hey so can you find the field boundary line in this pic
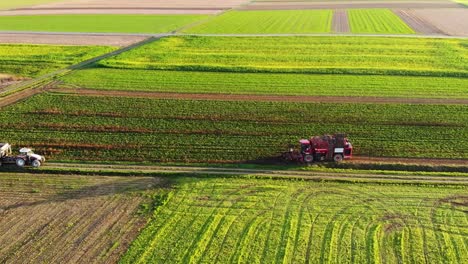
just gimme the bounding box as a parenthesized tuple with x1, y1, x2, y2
(0, 35, 166, 108)
(50, 88, 468, 105)
(40, 163, 468, 185)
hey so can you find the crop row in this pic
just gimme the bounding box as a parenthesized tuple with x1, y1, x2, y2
(98, 36, 468, 78)
(62, 68, 468, 99)
(0, 93, 466, 162)
(121, 177, 468, 263)
(0, 44, 115, 77)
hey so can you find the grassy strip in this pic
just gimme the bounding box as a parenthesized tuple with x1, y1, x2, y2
(0, 15, 209, 33)
(0, 93, 466, 162)
(0, 44, 115, 77)
(184, 10, 332, 33)
(0, 0, 59, 10)
(97, 36, 468, 78)
(120, 176, 467, 263)
(61, 68, 468, 99)
(348, 9, 415, 34)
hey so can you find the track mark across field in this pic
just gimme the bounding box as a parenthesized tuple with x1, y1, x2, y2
(53, 88, 468, 105)
(332, 9, 349, 33)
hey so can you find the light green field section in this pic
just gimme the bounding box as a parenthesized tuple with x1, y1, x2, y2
(62, 69, 468, 99)
(0, 0, 59, 10)
(97, 36, 468, 77)
(0, 15, 209, 33)
(122, 177, 468, 263)
(349, 9, 415, 34)
(0, 44, 115, 77)
(184, 10, 333, 33)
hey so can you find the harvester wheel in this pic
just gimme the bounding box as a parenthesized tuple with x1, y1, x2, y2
(333, 154, 344, 162)
(304, 154, 314, 163)
(16, 159, 25, 167)
(32, 160, 41, 168)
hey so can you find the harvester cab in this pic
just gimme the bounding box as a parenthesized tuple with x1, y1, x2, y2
(283, 134, 353, 163)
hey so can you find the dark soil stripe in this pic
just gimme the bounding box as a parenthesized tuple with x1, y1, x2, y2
(332, 9, 349, 33)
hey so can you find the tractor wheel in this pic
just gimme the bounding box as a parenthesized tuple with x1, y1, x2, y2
(16, 159, 26, 167)
(333, 154, 344, 162)
(31, 160, 41, 168)
(304, 154, 314, 163)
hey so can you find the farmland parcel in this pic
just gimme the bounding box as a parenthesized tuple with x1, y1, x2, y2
(348, 9, 415, 34)
(0, 93, 466, 162)
(122, 176, 468, 263)
(183, 10, 333, 34)
(62, 36, 468, 98)
(0, 15, 209, 33)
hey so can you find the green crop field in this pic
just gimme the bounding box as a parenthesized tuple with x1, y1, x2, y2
(62, 68, 468, 99)
(0, 93, 466, 162)
(0, 15, 209, 33)
(0, 0, 59, 10)
(0, 44, 114, 77)
(122, 176, 468, 263)
(348, 9, 415, 34)
(183, 10, 332, 34)
(96, 36, 467, 78)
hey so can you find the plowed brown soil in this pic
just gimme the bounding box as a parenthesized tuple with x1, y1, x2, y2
(411, 8, 468, 36)
(0, 9, 223, 15)
(55, 88, 468, 105)
(27, 0, 250, 9)
(0, 33, 148, 46)
(0, 173, 165, 263)
(393, 9, 445, 35)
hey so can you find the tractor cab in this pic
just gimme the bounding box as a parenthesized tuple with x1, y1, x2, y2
(299, 139, 311, 154)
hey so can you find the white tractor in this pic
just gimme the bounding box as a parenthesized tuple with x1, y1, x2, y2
(0, 143, 45, 168)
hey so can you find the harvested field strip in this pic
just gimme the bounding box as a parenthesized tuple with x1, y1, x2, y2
(121, 176, 468, 263)
(0, 93, 467, 162)
(97, 36, 468, 78)
(0, 14, 210, 33)
(60, 69, 468, 99)
(410, 9, 468, 37)
(348, 9, 415, 34)
(183, 10, 333, 34)
(0, 173, 166, 263)
(0, 44, 115, 77)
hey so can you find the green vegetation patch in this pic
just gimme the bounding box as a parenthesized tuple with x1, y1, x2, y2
(97, 36, 468, 78)
(62, 68, 468, 99)
(0, 44, 115, 77)
(0, 15, 209, 33)
(0, 0, 59, 10)
(184, 10, 332, 34)
(1, 93, 466, 162)
(122, 176, 468, 263)
(348, 9, 415, 34)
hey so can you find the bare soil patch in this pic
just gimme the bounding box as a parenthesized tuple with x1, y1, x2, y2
(54, 88, 468, 105)
(0, 173, 164, 263)
(0, 33, 148, 46)
(411, 8, 468, 36)
(393, 9, 445, 35)
(0, 74, 27, 92)
(241, 1, 461, 10)
(332, 9, 349, 33)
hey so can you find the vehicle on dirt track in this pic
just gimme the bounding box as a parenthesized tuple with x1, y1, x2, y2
(283, 134, 353, 163)
(0, 143, 45, 168)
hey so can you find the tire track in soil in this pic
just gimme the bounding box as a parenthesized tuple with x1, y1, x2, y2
(393, 9, 446, 35)
(332, 9, 349, 33)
